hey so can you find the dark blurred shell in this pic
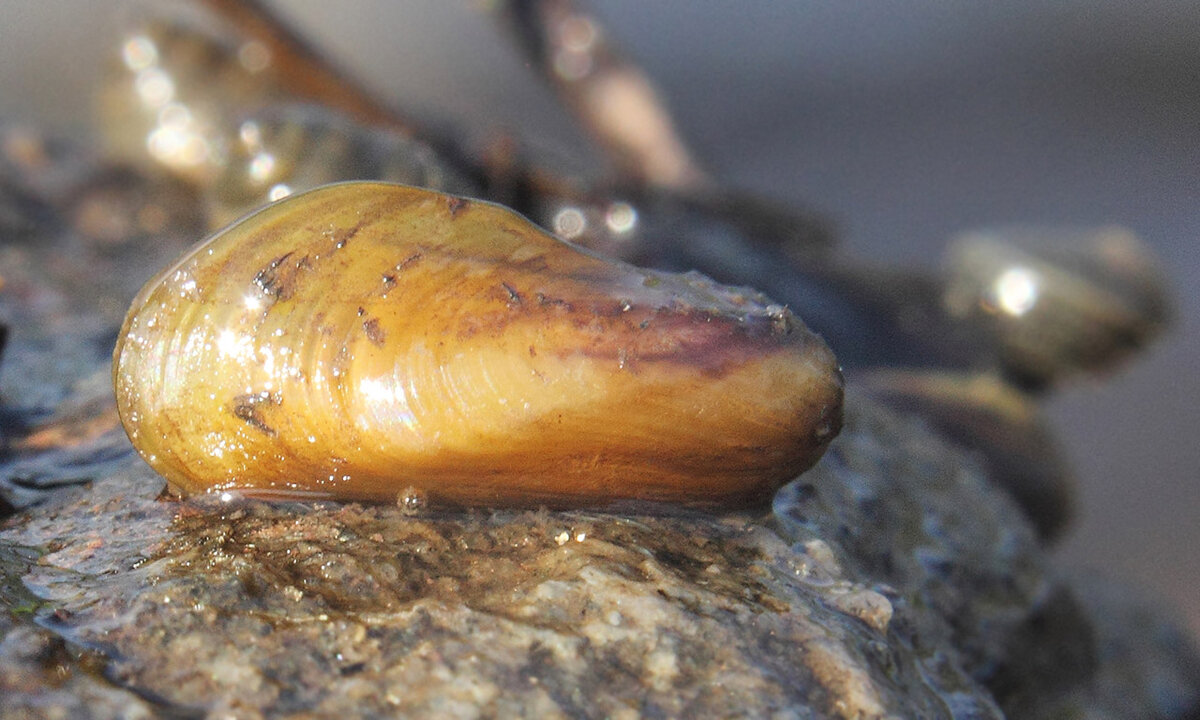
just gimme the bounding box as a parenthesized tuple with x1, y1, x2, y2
(942, 226, 1171, 388)
(207, 104, 479, 226)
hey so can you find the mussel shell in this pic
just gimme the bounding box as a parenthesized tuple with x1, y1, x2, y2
(942, 226, 1171, 388)
(208, 104, 479, 227)
(113, 182, 843, 510)
(97, 10, 281, 185)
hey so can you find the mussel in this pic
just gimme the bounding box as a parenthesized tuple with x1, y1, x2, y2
(98, 11, 281, 186)
(208, 103, 477, 227)
(942, 226, 1171, 389)
(113, 182, 843, 510)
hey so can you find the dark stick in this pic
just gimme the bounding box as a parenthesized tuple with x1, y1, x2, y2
(194, 1, 833, 267)
(496, 0, 710, 192)
(197, 0, 414, 133)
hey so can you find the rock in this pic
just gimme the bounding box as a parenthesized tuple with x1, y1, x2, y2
(772, 397, 1047, 682)
(6, 397, 1193, 718)
(3, 432, 1010, 719)
(0, 618, 157, 720)
(2, 132, 1198, 718)
(992, 570, 1200, 718)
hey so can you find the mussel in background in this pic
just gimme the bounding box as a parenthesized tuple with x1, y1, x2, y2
(943, 226, 1172, 391)
(97, 7, 283, 185)
(207, 103, 479, 226)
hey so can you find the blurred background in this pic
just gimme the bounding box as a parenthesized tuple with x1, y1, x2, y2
(1, 2, 1196, 635)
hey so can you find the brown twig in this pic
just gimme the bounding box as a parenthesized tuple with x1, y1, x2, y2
(193, 0, 832, 260)
(196, 0, 413, 133)
(496, 0, 711, 192)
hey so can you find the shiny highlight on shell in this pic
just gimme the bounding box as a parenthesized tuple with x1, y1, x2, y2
(113, 182, 843, 510)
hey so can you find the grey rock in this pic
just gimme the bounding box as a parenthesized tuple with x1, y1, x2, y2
(0, 618, 157, 720)
(993, 569, 1200, 719)
(1, 131, 1197, 719)
(2, 425, 1008, 719)
(772, 397, 1047, 681)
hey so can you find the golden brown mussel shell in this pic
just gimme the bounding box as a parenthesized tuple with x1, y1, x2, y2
(113, 182, 843, 510)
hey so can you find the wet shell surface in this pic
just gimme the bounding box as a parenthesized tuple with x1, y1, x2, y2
(113, 182, 843, 510)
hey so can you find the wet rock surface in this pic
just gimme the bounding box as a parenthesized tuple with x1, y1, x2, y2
(2, 133, 1199, 718)
(2, 399, 1198, 718)
(1, 430, 1005, 719)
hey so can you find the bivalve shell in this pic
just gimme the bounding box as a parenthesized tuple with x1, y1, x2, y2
(113, 182, 843, 510)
